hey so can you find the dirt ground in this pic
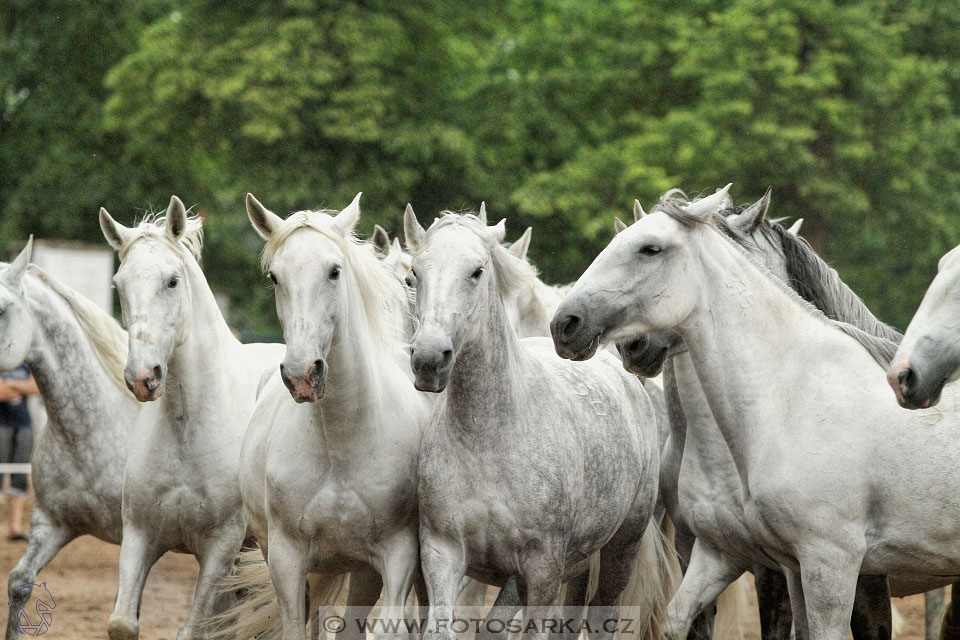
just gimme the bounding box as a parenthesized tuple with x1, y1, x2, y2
(0, 496, 935, 640)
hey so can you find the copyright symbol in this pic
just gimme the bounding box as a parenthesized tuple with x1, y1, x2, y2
(324, 615, 346, 634)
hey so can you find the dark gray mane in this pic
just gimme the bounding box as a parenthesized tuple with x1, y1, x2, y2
(650, 189, 901, 367)
(755, 222, 902, 345)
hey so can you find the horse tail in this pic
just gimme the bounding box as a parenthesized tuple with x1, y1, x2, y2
(206, 549, 348, 640)
(616, 519, 681, 640)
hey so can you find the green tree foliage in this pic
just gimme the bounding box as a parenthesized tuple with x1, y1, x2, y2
(3, 0, 959, 333)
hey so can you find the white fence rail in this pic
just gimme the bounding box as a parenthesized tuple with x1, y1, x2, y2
(0, 464, 31, 474)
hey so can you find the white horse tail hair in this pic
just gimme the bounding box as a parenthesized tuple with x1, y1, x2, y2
(206, 549, 348, 640)
(616, 519, 681, 640)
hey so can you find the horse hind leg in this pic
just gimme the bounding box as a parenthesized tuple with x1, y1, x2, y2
(6, 512, 72, 640)
(754, 567, 792, 640)
(850, 576, 891, 640)
(938, 583, 960, 640)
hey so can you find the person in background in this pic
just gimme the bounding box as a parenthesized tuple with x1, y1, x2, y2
(0, 365, 39, 541)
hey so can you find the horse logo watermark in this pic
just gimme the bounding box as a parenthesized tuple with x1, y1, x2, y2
(8, 582, 55, 636)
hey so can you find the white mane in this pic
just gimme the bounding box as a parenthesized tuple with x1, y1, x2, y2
(27, 265, 135, 399)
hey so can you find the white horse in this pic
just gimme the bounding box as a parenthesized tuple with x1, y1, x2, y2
(500, 227, 567, 339)
(404, 207, 672, 640)
(98, 197, 284, 640)
(2, 240, 145, 640)
(371, 223, 413, 279)
(888, 242, 960, 409)
(553, 186, 960, 640)
(613, 192, 901, 640)
(219, 193, 433, 640)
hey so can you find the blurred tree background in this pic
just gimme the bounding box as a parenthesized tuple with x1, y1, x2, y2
(3, 0, 959, 337)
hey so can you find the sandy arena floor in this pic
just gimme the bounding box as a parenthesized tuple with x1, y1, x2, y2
(0, 496, 935, 639)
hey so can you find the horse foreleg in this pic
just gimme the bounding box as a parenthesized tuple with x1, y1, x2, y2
(176, 524, 246, 640)
(795, 546, 861, 640)
(939, 584, 960, 640)
(107, 526, 163, 640)
(337, 567, 383, 640)
(851, 576, 891, 640)
(267, 532, 312, 640)
(379, 532, 422, 640)
(518, 551, 565, 640)
(784, 568, 808, 640)
(420, 533, 466, 640)
(6, 512, 72, 640)
(925, 588, 946, 640)
(479, 577, 521, 640)
(662, 541, 741, 640)
(754, 566, 792, 640)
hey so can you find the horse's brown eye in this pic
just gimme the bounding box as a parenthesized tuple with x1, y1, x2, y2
(330, 266, 341, 280)
(167, 276, 180, 288)
(268, 271, 278, 285)
(471, 267, 484, 280)
(640, 245, 662, 256)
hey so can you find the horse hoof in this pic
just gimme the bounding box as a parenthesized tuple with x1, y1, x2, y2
(107, 616, 139, 640)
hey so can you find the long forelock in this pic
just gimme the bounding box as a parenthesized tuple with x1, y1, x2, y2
(421, 213, 539, 299)
(117, 211, 204, 263)
(262, 210, 409, 349)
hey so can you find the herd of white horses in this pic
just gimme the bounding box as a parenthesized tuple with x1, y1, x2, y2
(3, 183, 960, 640)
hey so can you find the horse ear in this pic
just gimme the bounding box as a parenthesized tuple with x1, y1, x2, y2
(372, 225, 391, 255)
(478, 202, 488, 225)
(728, 187, 771, 234)
(333, 192, 362, 237)
(508, 227, 532, 260)
(633, 200, 647, 222)
(404, 204, 425, 252)
(99, 207, 132, 251)
(614, 217, 628, 234)
(2, 236, 33, 290)
(489, 218, 507, 244)
(684, 184, 732, 219)
(246, 193, 283, 240)
(787, 217, 804, 236)
(166, 195, 188, 242)
(391, 237, 403, 255)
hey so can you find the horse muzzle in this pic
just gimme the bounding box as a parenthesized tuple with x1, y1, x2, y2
(617, 339, 669, 377)
(125, 363, 165, 402)
(410, 332, 454, 393)
(551, 306, 601, 361)
(887, 361, 943, 410)
(280, 359, 328, 403)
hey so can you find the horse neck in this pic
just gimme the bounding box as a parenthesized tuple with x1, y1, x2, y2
(164, 253, 241, 413)
(678, 232, 825, 474)
(24, 278, 130, 440)
(447, 276, 524, 432)
(313, 271, 390, 433)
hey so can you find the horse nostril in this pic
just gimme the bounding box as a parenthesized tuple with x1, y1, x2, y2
(627, 340, 643, 355)
(898, 368, 915, 388)
(441, 349, 453, 366)
(560, 314, 582, 339)
(152, 365, 162, 381)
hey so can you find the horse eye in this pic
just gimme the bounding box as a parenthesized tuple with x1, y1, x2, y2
(640, 245, 662, 256)
(330, 266, 341, 280)
(167, 276, 180, 288)
(471, 267, 484, 280)
(268, 271, 278, 285)
(404, 274, 416, 288)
